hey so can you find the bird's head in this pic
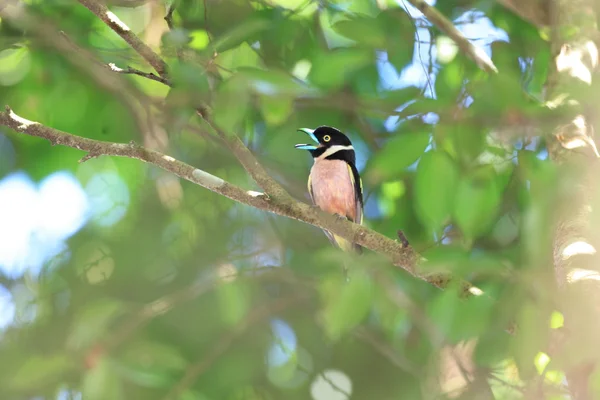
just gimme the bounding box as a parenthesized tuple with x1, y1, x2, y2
(294, 126, 353, 158)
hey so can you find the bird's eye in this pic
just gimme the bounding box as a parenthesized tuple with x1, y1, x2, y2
(323, 135, 331, 142)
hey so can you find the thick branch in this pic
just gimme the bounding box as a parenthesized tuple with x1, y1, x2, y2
(407, 0, 498, 73)
(77, 0, 169, 78)
(0, 107, 422, 279)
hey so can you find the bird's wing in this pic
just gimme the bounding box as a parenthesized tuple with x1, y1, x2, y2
(307, 172, 314, 204)
(347, 163, 364, 225)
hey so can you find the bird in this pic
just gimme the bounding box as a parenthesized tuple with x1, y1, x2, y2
(295, 126, 364, 253)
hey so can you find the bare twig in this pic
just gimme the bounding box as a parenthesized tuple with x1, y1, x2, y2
(203, 118, 291, 199)
(107, 63, 172, 86)
(77, 0, 169, 78)
(405, 0, 498, 73)
(164, 4, 176, 30)
(0, 107, 423, 278)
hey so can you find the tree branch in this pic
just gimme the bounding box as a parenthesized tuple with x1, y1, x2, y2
(77, 0, 169, 78)
(0, 107, 423, 279)
(203, 117, 292, 200)
(406, 0, 498, 73)
(107, 63, 171, 86)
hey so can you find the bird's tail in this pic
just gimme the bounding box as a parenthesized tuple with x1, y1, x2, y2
(330, 233, 362, 254)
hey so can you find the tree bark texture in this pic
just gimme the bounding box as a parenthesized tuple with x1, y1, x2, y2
(546, 1, 600, 398)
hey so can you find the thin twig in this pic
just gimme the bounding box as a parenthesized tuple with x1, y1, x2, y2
(77, 0, 169, 78)
(107, 63, 172, 86)
(164, 4, 175, 30)
(405, 0, 498, 73)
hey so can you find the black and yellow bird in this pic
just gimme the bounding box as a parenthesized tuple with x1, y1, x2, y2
(295, 126, 364, 253)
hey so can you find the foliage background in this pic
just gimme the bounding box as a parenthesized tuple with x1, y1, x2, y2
(0, 0, 589, 399)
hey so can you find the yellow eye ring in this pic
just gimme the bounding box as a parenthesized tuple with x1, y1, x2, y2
(323, 135, 331, 142)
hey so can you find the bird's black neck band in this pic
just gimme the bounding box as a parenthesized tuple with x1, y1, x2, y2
(323, 149, 356, 166)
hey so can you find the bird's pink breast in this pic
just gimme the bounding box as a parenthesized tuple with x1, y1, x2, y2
(310, 159, 356, 221)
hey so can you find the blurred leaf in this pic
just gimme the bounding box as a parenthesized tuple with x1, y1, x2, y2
(211, 15, 271, 53)
(0, 47, 31, 86)
(10, 355, 73, 391)
(213, 76, 251, 132)
(453, 170, 502, 240)
(189, 30, 211, 50)
(237, 68, 313, 96)
(217, 42, 262, 74)
(259, 95, 293, 126)
(309, 48, 371, 90)
(332, 16, 386, 47)
(267, 350, 298, 386)
(512, 302, 550, 380)
(67, 298, 125, 351)
(414, 151, 459, 233)
(376, 8, 415, 71)
(118, 340, 187, 388)
(83, 358, 124, 400)
(217, 281, 250, 326)
(319, 270, 374, 340)
(368, 130, 430, 182)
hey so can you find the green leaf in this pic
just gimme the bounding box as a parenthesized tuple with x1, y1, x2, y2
(512, 302, 550, 380)
(67, 298, 125, 351)
(414, 151, 459, 233)
(10, 355, 73, 391)
(368, 130, 430, 182)
(118, 339, 187, 387)
(259, 95, 293, 126)
(117, 340, 188, 388)
(332, 16, 386, 47)
(217, 281, 249, 326)
(320, 270, 374, 340)
(211, 16, 271, 53)
(0, 47, 31, 86)
(267, 349, 298, 386)
(377, 8, 415, 70)
(189, 30, 211, 50)
(216, 42, 262, 74)
(237, 68, 313, 96)
(453, 171, 502, 240)
(309, 49, 371, 90)
(427, 285, 494, 342)
(213, 76, 250, 132)
(83, 358, 124, 400)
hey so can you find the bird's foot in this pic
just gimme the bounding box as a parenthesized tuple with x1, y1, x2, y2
(333, 213, 348, 221)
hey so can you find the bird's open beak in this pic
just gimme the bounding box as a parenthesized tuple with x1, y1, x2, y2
(295, 128, 318, 150)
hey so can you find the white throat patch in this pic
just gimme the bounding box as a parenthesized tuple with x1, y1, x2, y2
(316, 145, 354, 160)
